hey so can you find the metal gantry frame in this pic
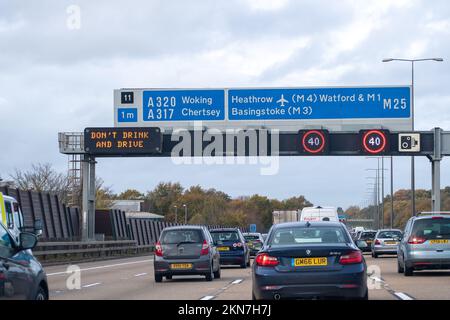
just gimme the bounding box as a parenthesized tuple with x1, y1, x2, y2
(59, 128, 448, 241)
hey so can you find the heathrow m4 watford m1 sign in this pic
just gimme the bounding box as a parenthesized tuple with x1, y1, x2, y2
(114, 86, 412, 132)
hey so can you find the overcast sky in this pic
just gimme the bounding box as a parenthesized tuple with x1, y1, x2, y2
(1, 0, 450, 209)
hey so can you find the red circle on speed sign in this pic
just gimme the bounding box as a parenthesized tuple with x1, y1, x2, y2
(302, 130, 326, 154)
(362, 130, 387, 154)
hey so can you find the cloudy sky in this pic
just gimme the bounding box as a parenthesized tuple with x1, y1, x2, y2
(1, 0, 450, 209)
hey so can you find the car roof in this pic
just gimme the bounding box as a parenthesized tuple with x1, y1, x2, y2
(162, 226, 205, 231)
(413, 215, 450, 221)
(210, 228, 240, 232)
(273, 221, 344, 228)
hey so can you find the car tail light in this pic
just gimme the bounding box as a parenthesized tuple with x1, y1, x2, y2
(255, 253, 279, 267)
(375, 239, 381, 245)
(432, 216, 444, 220)
(339, 251, 363, 265)
(201, 240, 209, 255)
(155, 241, 163, 257)
(408, 236, 426, 244)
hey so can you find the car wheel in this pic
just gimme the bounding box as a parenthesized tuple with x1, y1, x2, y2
(359, 289, 369, 300)
(213, 266, 221, 279)
(397, 258, 404, 273)
(240, 260, 247, 268)
(166, 275, 172, 280)
(205, 264, 214, 281)
(246, 256, 251, 267)
(252, 291, 257, 300)
(404, 257, 413, 276)
(35, 286, 48, 300)
(154, 273, 163, 283)
(372, 252, 378, 258)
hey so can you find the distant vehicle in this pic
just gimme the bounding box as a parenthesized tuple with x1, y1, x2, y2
(210, 228, 250, 268)
(398, 212, 450, 276)
(299, 206, 339, 222)
(252, 221, 368, 300)
(0, 192, 43, 243)
(153, 226, 221, 282)
(0, 221, 48, 300)
(272, 210, 298, 224)
(243, 232, 264, 256)
(357, 230, 377, 252)
(371, 229, 402, 258)
(261, 233, 268, 242)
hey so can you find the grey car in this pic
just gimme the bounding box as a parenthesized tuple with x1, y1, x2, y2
(371, 229, 403, 258)
(398, 212, 450, 276)
(0, 222, 48, 300)
(153, 226, 221, 282)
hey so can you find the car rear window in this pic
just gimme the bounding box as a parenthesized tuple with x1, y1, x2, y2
(160, 229, 203, 244)
(378, 231, 402, 239)
(211, 231, 239, 243)
(360, 232, 376, 240)
(412, 218, 450, 240)
(268, 226, 349, 245)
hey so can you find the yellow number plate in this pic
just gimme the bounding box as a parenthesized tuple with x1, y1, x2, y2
(430, 240, 449, 244)
(385, 241, 398, 245)
(170, 263, 193, 270)
(218, 247, 230, 251)
(293, 257, 327, 267)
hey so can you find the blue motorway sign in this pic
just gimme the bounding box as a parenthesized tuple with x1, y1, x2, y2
(228, 87, 411, 121)
(142, 90, 225, 122)
(249, 224, 257, 233)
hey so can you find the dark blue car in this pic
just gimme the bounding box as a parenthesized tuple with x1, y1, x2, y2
(210, 228, 250, 268)
(252, 221, 368, 300)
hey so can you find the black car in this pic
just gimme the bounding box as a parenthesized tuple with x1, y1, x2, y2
(210, 228, 250, 268)
(252, 221, 368, 300)
(0, 222, 48, 300)
(357, 231, 377, 252)
(153, 226, 221, 282)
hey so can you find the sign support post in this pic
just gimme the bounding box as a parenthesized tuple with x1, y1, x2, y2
(430, 128, 443, 212)
(81, 155, 96, 241)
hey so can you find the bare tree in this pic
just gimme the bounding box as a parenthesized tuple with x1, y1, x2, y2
(10, 163, 71, 203)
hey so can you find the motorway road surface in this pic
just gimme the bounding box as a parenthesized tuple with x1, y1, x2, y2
(45, 253, 450, 300)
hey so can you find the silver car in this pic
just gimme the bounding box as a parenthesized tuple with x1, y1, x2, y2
(398, 212, 450, 276)
(371, 229, 402, 258)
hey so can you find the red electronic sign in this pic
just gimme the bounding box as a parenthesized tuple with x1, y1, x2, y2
(360, 130, 390, 154)
(299, 130, 329, 154)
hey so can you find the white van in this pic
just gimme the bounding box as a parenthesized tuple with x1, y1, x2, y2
(299, 206, 340, 222)
(0, 192, 42, 243)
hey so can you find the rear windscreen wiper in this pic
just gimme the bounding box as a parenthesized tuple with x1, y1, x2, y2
(176, 241, 197, 246)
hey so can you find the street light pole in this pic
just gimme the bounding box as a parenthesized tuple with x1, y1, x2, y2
(183, 204, 188, 225)
(174, 206, 178, 224)
(382, 57, 444, 217)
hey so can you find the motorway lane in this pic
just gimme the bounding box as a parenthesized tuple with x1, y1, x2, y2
(364, 254, 450, 300)
(44, 254, 450, 300)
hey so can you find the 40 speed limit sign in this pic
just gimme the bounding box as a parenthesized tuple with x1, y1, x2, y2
(299, 130, 329, 155)
(360, 129, 390, 155)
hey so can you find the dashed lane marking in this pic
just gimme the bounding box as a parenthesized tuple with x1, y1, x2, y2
(232, 279, 243, 284)
(394, 292, 415, 300)
(200, 296, 215, 300)
(82, 282, 101, 288)
(134, 273, 147, 277)
(47, 259, 153, 276)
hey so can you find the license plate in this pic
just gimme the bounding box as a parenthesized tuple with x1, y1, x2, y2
(385, 241, 398, 245)
(170, 263, 193, 270)
(430, 240, 449, 244)
(292, 257, 327, 267)
(218, 247, 230, 251)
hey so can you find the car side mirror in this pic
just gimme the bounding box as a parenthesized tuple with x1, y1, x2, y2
(34, 219, 43, 236)
(19, 232, 38, 250)
(356, 240, 368, 249)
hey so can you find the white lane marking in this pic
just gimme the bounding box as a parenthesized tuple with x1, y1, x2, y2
(232, 279, 243, 284)
(200, 296, 215, 300)
(47, 259, 153, 276)
(370, 276, 384, 283)
(134, 273, 147, 277)
(394, 292, 414, 300)
(82, 282, 101, 288)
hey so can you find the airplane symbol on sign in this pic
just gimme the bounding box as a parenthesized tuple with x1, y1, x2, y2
(276, 94, 289, 107)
